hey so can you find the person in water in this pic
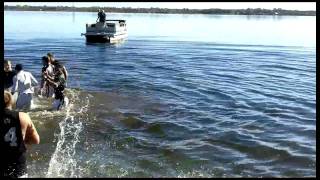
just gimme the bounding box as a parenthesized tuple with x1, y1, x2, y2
(1, 91, 40, 177)
(11, 64, 38, 110)
(47, 53, 68, 83)
(43, 62, 69, 110)
(4, 60, 16, 92)
(39, 56, 55, 98)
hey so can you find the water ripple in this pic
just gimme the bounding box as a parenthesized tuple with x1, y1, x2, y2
(4, 37, 316, 177)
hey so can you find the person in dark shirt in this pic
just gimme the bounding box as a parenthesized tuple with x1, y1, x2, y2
(97, 9, 102, 22)
(4, 60, 16, 91)
(97, 9, 106, 22)
(100, 10, 106, 22)
(1, 91, 40, 177)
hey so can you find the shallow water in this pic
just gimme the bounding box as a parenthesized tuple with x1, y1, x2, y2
(4, 11, 316, 177)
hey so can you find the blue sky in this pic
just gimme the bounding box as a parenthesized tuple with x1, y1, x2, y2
(4, 2, 316, 11)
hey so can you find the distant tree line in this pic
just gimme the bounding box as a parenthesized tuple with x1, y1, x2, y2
(4, 5, 316, 16)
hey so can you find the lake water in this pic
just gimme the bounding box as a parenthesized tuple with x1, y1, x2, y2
(4, 11, 316, 177)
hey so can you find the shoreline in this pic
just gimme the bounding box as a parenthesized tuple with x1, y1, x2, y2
(4, 5, 316, 16)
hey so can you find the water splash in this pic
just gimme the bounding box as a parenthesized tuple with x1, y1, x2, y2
(46, 90, 90, 177)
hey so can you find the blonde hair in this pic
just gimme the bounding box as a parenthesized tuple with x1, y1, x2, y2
(4, 59, 11, 65)
(47, 52, 54, 58)
(4, 91, 13, 109)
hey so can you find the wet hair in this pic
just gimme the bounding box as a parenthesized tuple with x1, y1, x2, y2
(52, 60, 64, 77)
(4, 91, 13, 108)
(15, 64, 23, 72)
(53, 60, 64, 68)
(42, 57, 49, 73)
(47, 52, 54, 58)
(42, 56, 49, 62)
(42, 56, 49, 65)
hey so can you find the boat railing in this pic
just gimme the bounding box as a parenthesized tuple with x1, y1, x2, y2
(105, 19, 126, 23)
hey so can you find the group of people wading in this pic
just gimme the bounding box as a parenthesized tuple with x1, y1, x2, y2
(4, 52, 69, 111)
(2, 52, 70, 177)
(2, 9, 105, 177)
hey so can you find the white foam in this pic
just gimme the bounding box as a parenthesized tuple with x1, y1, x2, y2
(46, 89, 90, 177)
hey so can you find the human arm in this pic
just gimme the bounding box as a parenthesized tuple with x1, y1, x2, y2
(43, 74, 59, 88)
(19, 112, 40, 144)
(43, 70, 55, 82)
(29, 72, 38, 86)
(62, 66, 68, 81)
(11, 75, 18, 94)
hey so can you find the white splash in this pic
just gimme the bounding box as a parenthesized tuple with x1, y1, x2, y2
(46, 90, 90, 177)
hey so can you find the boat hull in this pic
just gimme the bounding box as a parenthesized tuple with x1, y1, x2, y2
(84, 34, 127, 43)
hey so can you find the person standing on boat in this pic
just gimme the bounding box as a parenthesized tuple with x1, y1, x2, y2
(4, 60, 16, 92)
(101, 10, 106, 22)
(11, 64, 39, 110)
(97, 9, 102, 22)
(97, 9, 101, 22)
(97, 9, 106, 22)
(1, 91, 40, 177)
